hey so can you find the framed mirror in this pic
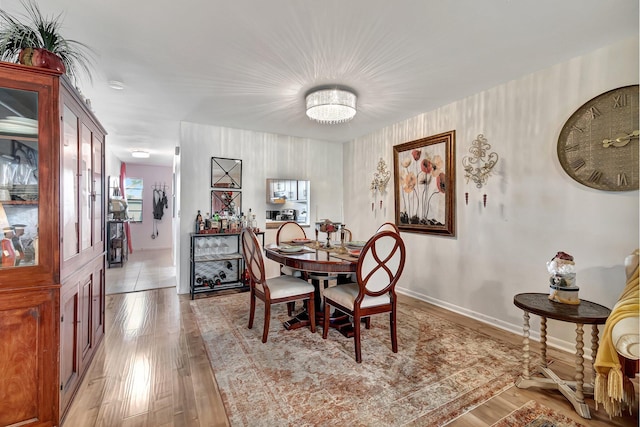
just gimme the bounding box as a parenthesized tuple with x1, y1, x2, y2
(211, 157, 242, 189)
(211, 190, 241, 216)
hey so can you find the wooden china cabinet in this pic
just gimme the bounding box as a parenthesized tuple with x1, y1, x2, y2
(0, 62, 106, 426)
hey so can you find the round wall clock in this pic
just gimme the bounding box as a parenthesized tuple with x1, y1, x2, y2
(557, 85, 639, 191)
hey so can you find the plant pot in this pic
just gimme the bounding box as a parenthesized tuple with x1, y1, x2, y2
(19, 48, 66, 73)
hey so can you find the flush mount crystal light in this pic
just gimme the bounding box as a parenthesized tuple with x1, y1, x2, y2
(131, 150, 150, 158)
(305, 87, 357, 124)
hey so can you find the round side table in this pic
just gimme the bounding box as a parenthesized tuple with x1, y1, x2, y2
(513, 292, 611, 419)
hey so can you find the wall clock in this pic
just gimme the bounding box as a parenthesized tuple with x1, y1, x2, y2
(557, 85, 639, 191)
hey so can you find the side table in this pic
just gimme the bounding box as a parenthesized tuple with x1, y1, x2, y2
(513, 292, 611, 419)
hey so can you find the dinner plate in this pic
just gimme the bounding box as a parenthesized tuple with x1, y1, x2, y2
(291, 238, 311, 244)
(6, 116, 38, 126)
(279, 245, 303, 253)
(0, 122, 38, 135)
(349, 249, 361, 257)
(347, 240, 367, 248)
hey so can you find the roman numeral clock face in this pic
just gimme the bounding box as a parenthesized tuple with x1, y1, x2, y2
(557, 85, 639, 191)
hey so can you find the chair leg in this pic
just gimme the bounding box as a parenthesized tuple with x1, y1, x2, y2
(322, 301, 330, 339)
(248, 291, 256, 329)
(262, 302, 271, 343)
(364, 317, 371, 329)
(354, 314, 362, 363)
(287, 302, 295, 316)
(390, 309, 398, 353)
(307, 295, 316, 333)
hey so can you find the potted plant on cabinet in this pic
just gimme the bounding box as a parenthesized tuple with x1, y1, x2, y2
(0, 0, 94, 83)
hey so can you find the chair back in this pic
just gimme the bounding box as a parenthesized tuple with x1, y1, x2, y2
(376, 222, 400, 234)
(342, 228, 353, 242)
(276, 221, 306, 244)
(241, 228, 266, 288)
(356, 230, 405, 298)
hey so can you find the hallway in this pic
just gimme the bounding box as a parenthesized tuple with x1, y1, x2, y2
(106, 248, 176, 295)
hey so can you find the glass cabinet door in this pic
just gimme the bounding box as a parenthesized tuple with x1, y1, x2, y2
(80, 124, 92, 251)
(62, 105, 79, 261)
(0, 87, 39, 269)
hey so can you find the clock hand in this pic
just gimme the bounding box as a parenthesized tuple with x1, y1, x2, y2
(602, 130, 640, 148)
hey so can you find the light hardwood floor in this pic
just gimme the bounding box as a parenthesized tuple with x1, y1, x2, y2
(64, 284, 639, 426)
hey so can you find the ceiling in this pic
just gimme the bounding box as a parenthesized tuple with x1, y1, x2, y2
(1, 0, 637, 166)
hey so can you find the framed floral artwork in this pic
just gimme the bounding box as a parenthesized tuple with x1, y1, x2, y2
(393, 130, 456, 236)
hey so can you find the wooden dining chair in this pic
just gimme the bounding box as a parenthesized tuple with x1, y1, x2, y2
(276, 221, 308, 315)
(241, 228, 316, 343)
(322, 230, 406, 362)
(376, 222, 400, 234)
(276, 221, 306, 278)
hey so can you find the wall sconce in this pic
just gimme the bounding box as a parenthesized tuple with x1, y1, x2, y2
(370, 157, 390, 212)
(462, 134, 499, 206)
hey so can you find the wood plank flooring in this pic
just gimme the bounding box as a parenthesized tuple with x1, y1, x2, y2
(64, 286, 639, 426)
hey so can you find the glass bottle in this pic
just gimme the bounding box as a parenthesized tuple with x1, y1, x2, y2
(195, 210, 202, 233)
(211, 211, 220, 232)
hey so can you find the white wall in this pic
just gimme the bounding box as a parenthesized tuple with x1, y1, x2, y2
(125, 163, 174, 251)
(177, 125, 344, 295)
(343, 37, 639, 353)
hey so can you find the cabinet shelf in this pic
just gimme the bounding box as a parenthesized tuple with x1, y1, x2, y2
(0, 133, 38, 142)
(193, 253, 243, 262)
(0, 200, 38, 205)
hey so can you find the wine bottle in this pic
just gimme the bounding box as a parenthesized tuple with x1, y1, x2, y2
(225, 260, 233, 270)
(219, 270, 227, 280)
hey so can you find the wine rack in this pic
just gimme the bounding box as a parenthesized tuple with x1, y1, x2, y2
(190, 231, 264, 299)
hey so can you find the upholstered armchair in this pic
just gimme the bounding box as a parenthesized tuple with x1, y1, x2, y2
(594, 248, 639, 417)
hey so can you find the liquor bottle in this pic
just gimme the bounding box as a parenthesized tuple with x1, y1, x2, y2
(195, 210, 203, 233)
(221, 211, 229, 232)
(204, 212, 211, 230)
(250, 214, 257, 232)
(211, 211, 220, 232)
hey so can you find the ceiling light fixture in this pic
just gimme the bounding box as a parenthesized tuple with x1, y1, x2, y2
(131, 150, 150, 158)
(305, 87, 357, 124)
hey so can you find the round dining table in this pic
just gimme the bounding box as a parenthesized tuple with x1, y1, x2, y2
(264, 243, 358, 335)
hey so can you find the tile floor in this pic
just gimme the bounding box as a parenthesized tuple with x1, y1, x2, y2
(106, 248, 176, 294)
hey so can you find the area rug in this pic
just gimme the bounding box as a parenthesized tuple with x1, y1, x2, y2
(191, 293, 523, 426)
(491, 400, 587, 427)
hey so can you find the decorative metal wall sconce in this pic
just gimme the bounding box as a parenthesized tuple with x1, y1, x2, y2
(370, 157, 391, 212)
(462, 134, 499, 207)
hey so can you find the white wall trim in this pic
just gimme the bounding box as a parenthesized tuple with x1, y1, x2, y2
(397, 286, 587, 358)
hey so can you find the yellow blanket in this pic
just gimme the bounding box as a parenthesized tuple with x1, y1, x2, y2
(594, 263, 639, 417)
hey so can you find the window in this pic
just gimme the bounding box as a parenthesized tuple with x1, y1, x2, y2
(125, 177, 143, 222)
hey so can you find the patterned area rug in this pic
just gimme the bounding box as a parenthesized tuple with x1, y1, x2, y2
(491, 400, 587, 427)
(191, 293, 523, 426)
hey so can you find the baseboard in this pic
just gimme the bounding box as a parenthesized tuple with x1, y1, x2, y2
(397, 286, 586, 359)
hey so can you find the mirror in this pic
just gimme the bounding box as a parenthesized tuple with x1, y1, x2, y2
(211, 190, 241, 216)
(211, 157, 242, 189)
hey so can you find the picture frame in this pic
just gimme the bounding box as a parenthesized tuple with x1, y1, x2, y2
(393, 130, 456, 236)
(211, 157, 242, 189)
(211, 190, 242, 217)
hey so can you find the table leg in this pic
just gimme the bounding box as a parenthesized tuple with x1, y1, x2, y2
(591, 325, 599, 388)
(522, 311, 531, 380)
(568, 322, 591, 418)
(540, 316, 547, 368)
